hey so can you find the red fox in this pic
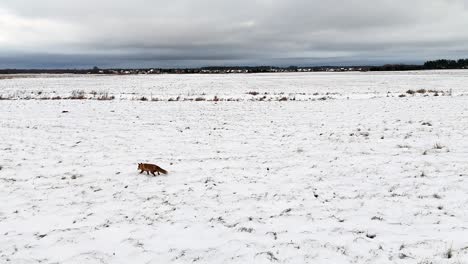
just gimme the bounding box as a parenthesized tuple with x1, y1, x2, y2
(138, 163, 168, 176)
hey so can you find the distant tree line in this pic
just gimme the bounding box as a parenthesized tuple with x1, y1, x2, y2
(369, 58, 468, 71)
(200, 66, 280, 72)
(1, 58, 467, 74)
(0, 69, 92, 74)
(423, 59, 468, 69)
(368, 64, 424, 71)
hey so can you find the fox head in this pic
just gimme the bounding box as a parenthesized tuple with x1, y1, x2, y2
(138, 163, 143, 170)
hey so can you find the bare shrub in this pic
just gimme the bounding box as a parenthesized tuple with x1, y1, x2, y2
(444, 246, 453, 259)
(238, 227, 254, 233)
(70, 90, 86, 100)
(416, 89, 427, 94)
(139, 96, 148, 101)
(96, 92, 114, 101)
(195, 97, 206, 101)
(247, 91, 259, 96)
(428, 89, 444, 95)
(406, 89, 416, 95)
(279, 97, 288, 101)
(433, 143, 444, 149)
(256, 252, 278, 262)
(397, 144, 411, 149)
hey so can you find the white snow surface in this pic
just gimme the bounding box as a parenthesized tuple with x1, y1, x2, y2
(1, 71, 468, 263)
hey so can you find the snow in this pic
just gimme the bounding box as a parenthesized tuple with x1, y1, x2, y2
(1, 70, 468, 101)
(1, 71, 468, 263)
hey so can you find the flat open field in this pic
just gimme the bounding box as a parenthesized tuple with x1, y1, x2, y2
(1, 71, 468, 263)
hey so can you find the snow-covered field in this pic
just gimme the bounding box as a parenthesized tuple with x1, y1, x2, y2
(1, 70, 468, 101)
(1, 71, 468, 263)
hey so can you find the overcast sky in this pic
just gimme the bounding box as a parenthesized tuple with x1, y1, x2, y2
(1, 0, 468, 68)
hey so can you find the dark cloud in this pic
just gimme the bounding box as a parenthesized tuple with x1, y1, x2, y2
(1, 0, 468, 68)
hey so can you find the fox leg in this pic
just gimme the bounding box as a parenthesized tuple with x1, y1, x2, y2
(140, 170, 144, 174)
(157, 171, 160, 175)
(151, 171, 156, 176)
(146, 171, 149, 175)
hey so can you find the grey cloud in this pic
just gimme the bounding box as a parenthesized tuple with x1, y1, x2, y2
(1, 0, 468, 68)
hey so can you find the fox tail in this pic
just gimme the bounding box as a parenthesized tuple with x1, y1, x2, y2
(159, 167, 168, 174)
